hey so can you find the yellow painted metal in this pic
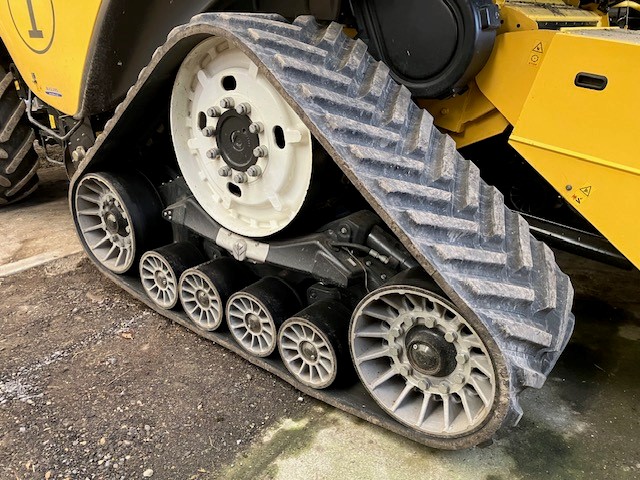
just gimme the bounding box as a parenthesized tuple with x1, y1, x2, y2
(476, 29, 557, 126)
(425, 1, 605, 147)
(421, 83, 509, 148)
(508, 29, 640, 268)
(0, 0, 103, 116)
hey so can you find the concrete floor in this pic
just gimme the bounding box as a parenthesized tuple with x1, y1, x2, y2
(0, 167, 81, 277)
(1, 166, 639, 479)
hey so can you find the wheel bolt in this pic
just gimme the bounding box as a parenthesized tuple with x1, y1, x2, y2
(220, 97, 235, 109)
(387, 345, 400, 356)
(455, 353, 469, 365)
(396, 365, 412, 377)
(249, 122, 264, 134)
(247, 165, 262, 177)
(206, 148, 220, 159)
(438, 382, 451, 394)
(218, 166, 231, 177)
(424, 317, 436, 328)
(202, 127, 216, 137)
(452, 373, 466, 385)
(234, 172, 248, 184)
(235, 103, 251, 115)
(415, 379, 430, 391)
(444, 331, 458, 343)
(389, 325, 403, 338)
(207, 106, 222, 117)
(253, 145, 269, 158)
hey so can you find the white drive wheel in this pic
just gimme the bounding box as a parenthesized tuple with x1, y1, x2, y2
(170, 37, 313, 238)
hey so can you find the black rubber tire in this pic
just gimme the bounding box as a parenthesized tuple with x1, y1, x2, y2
(0, 67, 39, 206)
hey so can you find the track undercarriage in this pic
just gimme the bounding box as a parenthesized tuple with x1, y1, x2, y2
(70, 13, 574, 450)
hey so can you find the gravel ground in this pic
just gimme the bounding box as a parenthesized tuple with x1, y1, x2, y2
(0, 255, 311, 479)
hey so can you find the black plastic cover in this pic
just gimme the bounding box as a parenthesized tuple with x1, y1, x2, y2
(352, 0, 500, 98)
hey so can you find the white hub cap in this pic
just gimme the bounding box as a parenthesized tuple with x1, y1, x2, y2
(170, 37, 313, 238)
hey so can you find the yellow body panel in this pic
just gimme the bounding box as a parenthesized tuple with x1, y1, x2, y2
(0, 0, 102, 115)
(509, 29, 640, 268)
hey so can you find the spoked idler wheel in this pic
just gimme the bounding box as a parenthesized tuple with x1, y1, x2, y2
(278, 300, 353, 390)
(170, 36, 314, 238)
(226, 277, 301, 357)
(179, 258, 256, 331)
(350, 280, 509, 445)
(74, 172, 166, 274)
(139, 243, 204, 309)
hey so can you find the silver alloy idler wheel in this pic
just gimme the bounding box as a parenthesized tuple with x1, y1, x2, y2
(140, 243, 204, 309)
(75, 172, 166, 274)
(226, 277, 301, 357)
(350, 283, 499, 438)
(278, 300, 352, 390)
(170, 37, 313, 238)
(179, 258, 255, 331)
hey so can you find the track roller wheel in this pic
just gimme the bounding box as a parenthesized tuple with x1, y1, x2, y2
(350, 276, 509, 445)
(226, 277, 301, 357)
(178, 258, 256, 331)
(278, 300, 353, 390)
(74, 172, 166, 274)
(139, 243, 204, 309)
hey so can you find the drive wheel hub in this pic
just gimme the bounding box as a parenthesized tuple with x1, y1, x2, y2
(216, 110, 259, 172)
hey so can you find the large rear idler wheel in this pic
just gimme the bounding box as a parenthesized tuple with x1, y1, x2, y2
(226, 277, 301, 358)
(350, 282, 507, 442)
(179, 258, 255, 331)
(278, 300, 353, 390)
(170, 36, 313, 238)
(75, 172, 165, 274)
(139, 243, 204, 310)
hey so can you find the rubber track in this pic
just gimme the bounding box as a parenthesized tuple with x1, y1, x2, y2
(215, 14, 575, 412)
(70, 14, 575, 441)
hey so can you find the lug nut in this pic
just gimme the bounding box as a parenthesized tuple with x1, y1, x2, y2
(220, 97, 235, 109)
(206, 148, 220, 159)
(424, 317, 436, 328)
(234, 172, 248, 184)
(387, 345, 400, 356)
(396, 365, 412, 377)
(438, 382, 451, 394)
(455, 352, 469, 365)
(247, 165, 262, 177)
(444, 331, 458, 343)
(235, 103, 251, 115)
(415, 379, 430, 391)
(218, 166, 231, 177)
(253, 145, 269, 158)
(207, 106, 222, 117)
(249, 122, 264, 134)
(389, 325, 403, 338)
(202, 127, 216, 137)
(452, 373, 466, 385)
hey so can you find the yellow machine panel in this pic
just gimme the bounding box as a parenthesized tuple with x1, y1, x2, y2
(0, 0, 102, 115)
(508, 29, 640, 268)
